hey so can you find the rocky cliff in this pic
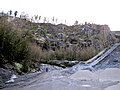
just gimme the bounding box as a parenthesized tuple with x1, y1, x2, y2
(34, 22, 117, 51)
(2, 16, 117, 51)
(0, 16, 118, 62)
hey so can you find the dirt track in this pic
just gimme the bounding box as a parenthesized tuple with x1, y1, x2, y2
(2, 43, 120, 90)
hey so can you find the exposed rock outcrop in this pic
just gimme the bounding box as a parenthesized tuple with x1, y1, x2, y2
(34, 23, 117, 52)
(0, 68, 12, 89)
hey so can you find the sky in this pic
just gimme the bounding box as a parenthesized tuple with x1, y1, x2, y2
(0, 0, 120, 31)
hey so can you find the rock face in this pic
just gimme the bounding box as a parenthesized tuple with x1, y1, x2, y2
(0, 16, 117, 51)
(0, 68, 12, 89)
(0, 17, 117, 61)
(34, 23, 117, 51)
(113, 31, 120, 42)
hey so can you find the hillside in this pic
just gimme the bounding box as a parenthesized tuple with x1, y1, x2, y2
(5, 16, 118, 50)
(0, 15, 119, 89)
(0, 16, 118, 70)
(113, 31, 120, 42)
(35, 23, 117, 50)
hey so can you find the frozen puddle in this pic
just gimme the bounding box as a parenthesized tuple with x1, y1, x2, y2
(81, 84, 91, 87)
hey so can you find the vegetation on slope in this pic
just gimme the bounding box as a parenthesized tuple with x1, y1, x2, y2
(0, 15, 118, 73)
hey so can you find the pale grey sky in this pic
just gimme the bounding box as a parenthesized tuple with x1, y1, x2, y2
(0, 0, 120, 31)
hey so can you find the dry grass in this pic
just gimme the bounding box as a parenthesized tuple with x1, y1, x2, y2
(0, 16, 103, 73)
(29, 45, 99, 62)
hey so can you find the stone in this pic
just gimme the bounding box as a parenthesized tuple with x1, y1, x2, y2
(0, 76, 5, 89)
(0, 68, 12, 83)
(0, 68, 13, 89)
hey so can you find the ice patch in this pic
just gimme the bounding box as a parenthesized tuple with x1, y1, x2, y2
(81, 84, 91, 87)
(5, 74, 17, 83)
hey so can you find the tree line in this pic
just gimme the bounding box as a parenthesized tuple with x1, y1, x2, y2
(0, 10, 70, 24)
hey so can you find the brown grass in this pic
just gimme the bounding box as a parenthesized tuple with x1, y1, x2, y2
(29, 44, 99, 62)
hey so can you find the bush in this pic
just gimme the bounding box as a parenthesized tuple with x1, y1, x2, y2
(34, 46, 99, 62)
(0, 17, 101, 72)
(0, 22, 30, 66)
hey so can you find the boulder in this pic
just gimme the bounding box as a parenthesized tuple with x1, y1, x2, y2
(0, 68, 12, 88)
(0, 76, 5, 89)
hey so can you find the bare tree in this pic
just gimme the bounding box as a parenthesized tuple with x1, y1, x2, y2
(31, 17, 33, 22)
(9, 10, 12, 16)
(47, 18, 49, 23)
(39, 16, 41, 20)
(74, 20, 79, 25)
(20, 12, 25, 19)
(43, 17, 46, 23)
(35, 15, 38, 20)
(65, 20, 66, 24)
(39, 16, 41, 22)
(14, 11, 18, 17)
(56, 18, 58, 24)
(52, 16, 54, 24)
(7, 10, 12, 16)
(1, 11, 4, 16)
(25, 14, 29, 20)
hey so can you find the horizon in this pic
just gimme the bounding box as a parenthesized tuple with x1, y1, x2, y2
(0, 0, 120, 31)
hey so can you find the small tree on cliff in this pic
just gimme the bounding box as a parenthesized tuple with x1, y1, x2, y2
(9, 10, 12, 16)
(14, 11, 18, 17)
(52, 16, 54, 24)
(43, 17, 46, 23)
(74, 20, 79, 25)
(7, 10, 12, 16)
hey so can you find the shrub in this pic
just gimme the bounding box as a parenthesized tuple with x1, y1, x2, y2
(14, 62, 23, 74)
(0, 16, 102, 72)
(29, 43, 43, 62)
(35, 46, 99, 62)
(0, 22, 30, 66)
